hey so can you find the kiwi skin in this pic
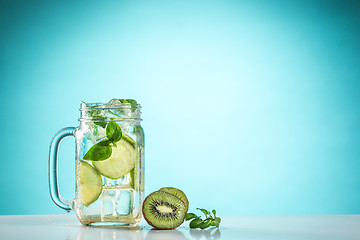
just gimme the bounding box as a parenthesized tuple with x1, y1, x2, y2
(142, 191, 187, 230)
(158, 187, 189, 212)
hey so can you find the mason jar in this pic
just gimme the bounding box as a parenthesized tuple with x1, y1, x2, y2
(49, 99, 144, 226)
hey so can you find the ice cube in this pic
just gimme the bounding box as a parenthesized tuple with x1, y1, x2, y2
(107, 99, 134, 118)
(85, 124, 106, 144)
(108, 98, 122, 106)
(116, 190, 133, 216)
(104, 176, 126, 187)
(101, 189, 118, 218)
(101, 189, 133, 218)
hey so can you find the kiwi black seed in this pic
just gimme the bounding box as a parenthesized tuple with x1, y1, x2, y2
(158, 187, 189, 212)
(142, 191, 187, 230)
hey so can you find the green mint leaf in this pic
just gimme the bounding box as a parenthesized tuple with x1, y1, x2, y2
(122, 99, 138, 112)
(87, 109, 107, 128)
(95, 122, 107, 128)
(197, 208, 210, 217)
(119, 99, 138, 112)
(214, 217, 221, 227)
(106, 121, 122, 142)
(212, 209, 216, 217)
(83, 140, 112, 161)
(186, 213, 198, 221)
(199, 219, 211, 229)
(87, 106, 106, 127)
(189, 218, 203, 229)
(211, 220, 217, 226)
(133, 125, 144, 147)
(133, 125, 144, 137)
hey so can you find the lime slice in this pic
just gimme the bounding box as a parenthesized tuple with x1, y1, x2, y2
(93, 139, 135, 179)
(129, 146, 145, 192)
(122, 133, 135, 148)
(79, 161, 103, 206)
(129, 150, 138, 190)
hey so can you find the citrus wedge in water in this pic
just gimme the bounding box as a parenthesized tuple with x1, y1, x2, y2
(79, 161, 103, 206)
(93, 139, 135, 179)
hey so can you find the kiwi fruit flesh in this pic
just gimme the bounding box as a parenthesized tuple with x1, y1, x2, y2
(158, 187, 189, 212)
(142, 191, 187, 229)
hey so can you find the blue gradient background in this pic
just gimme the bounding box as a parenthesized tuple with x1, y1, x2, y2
(0, 0, 359, 215)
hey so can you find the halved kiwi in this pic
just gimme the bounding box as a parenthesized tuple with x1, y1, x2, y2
(158, 187, 189, 212)
(142, 191, 187, 230)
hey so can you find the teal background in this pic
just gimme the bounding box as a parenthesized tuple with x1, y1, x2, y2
(1, 0, 359, 215)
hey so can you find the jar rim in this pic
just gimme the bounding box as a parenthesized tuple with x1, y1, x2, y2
(79, 100, 142, 122)
(80, 102, 142, 111)
(78, 117, 142, 122)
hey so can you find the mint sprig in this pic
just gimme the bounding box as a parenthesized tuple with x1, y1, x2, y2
(121, 99, 138, 113)
(83, 140, 112, 161)
(87, 105, 107, 128)
(109, 99, 138, 118)
(83, 121, 122, 161)
(106, 121, 122, 142)
(186, 208, 221, 229)
(87, 99, 138, 127)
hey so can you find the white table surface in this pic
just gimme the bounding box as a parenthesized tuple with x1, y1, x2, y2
(0, 214, 359, 240)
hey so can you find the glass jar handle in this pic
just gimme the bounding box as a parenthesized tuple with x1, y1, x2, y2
(48, 127, 76, 212)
